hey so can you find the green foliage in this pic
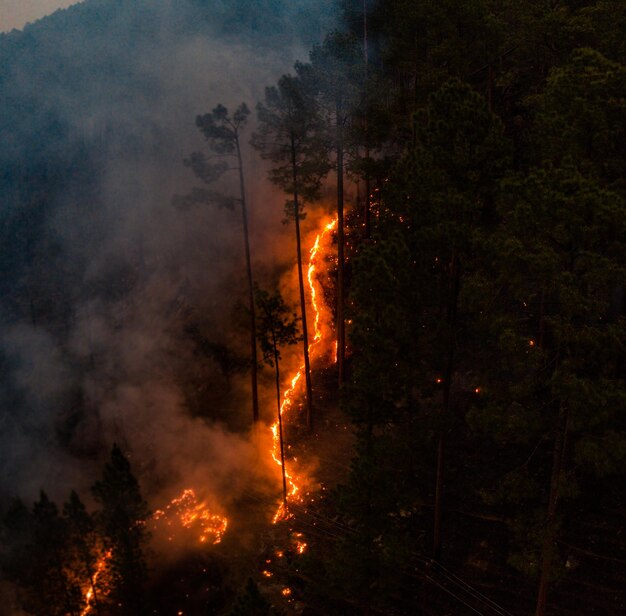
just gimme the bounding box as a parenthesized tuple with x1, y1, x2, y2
(306, 30, 363, 109)
(252, 74, 331, 209)
(532, 48, 625, 184)
(464, 44, 626, 584)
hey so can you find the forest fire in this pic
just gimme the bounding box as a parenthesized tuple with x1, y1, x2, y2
(81, 490, 227, 614)
(152, 488, 228, 544)
(271, 217, 337, 523)
(80, 550, 112, 616)
(81, 217, 337, 613)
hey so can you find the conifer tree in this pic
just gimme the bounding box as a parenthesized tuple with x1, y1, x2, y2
(177, 103, 260, 424)
(92, 444, 149, 615)
(254, 285, 301, 506)
(404, 78, 509, 560)
(463, 46, 625, 616)
(304, 31, 361, 386)
(64, 491, 104, 616)
(252, 74, 331, 430)
(1, 492, 83, 616)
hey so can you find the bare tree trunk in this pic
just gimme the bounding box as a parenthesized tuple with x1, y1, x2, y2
(273, 334, 288, 506)
(87, 571, 102, 616)
(363, 0, 371, 240)
(235, 136, 259, 423)
(538, 285, 546, 349)
(337, 96, 346, 387)
(535, 402, 569, 616)
(291, 135, 314, 431)
(433, 253, 460, 561)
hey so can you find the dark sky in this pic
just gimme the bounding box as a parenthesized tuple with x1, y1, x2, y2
(0, 0, 80, 32)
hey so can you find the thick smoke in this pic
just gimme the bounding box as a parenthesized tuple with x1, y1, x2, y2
(0, 0, 338, 520)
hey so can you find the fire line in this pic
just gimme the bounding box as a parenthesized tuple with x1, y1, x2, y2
(271, 217, 337, 524)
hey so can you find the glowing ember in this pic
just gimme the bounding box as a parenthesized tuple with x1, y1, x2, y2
(80, 550, 111, 616)
(282, 587, 292, 596)
(292, 531, 308, 554)
(271, 218, 338, 523)
(152, 488, 228, 545)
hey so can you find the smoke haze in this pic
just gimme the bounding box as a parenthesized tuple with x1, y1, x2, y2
(0, 0, 338, 518)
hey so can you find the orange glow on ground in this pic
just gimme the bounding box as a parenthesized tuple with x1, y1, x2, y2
(152, 488, 228, 545)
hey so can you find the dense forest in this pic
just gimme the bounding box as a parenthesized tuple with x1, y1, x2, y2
(1, 1, 624, 615)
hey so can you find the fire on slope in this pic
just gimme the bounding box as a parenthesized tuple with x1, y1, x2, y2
(81, 488, 228, 613)
(271, 217, 338, 524)
(152, 488, 228, 545)
(81, 215, 338, 613)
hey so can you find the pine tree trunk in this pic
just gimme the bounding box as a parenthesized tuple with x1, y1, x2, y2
(433, 253, 461, 561)
(83, 549, 102, 616)
(291, 135, 314, 430)
(235, 136, 259, 423)
(538, 286, 546, 349)
(363, 0, 371, 240)
(535, 402, 569, 616)
(273, 335, 288, 506)
(337, 96, 346, 387)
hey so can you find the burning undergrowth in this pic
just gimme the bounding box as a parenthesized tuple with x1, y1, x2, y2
(0, 203, 342, 615)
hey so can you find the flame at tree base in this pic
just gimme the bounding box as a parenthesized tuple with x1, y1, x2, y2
(80, 550, 112, 616)
(81, 216, 338, 613)
(271, 217, 338, 525)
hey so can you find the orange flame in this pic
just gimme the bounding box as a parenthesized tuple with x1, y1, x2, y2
(152, 488, 228, 545)
(271, 217, 337, 523)
(80, 550, 112, 616)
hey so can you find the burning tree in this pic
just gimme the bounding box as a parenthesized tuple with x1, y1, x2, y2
(64, 491, 107, 616)
(254, 285, 301, 507)
(91, 444, 149, 616)
(252, 74, 331, 431)
(177, 102, 260, 424)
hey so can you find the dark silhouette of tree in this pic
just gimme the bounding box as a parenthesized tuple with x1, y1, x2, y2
(227, 577, 272, 616)
(372, 78, 509, 561)
(1, 493, 83, 615)
(177, 102, 260, 424)
(252, 74, 330, 430)
(254, 284, 301, 506)
(304, 31, 361, 387)
(482, 48, 626, 616)
(91, 444, 149, 615)
(64, 491, 104, 616)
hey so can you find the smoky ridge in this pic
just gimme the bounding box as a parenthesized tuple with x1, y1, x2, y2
(0, 0, 341, 511)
